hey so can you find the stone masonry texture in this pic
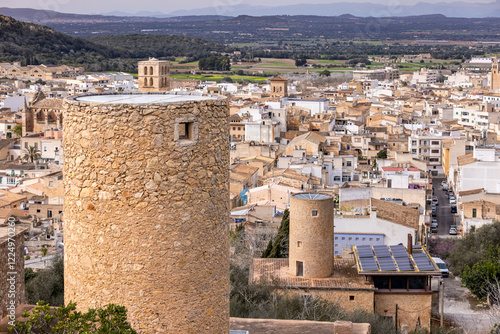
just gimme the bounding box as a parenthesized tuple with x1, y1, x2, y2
(63, 93, 230, 334)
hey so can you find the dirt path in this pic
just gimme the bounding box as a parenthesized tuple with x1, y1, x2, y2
(443, 276, 494, 333)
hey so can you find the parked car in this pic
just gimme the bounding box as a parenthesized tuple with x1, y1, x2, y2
(449, 196, 456, 205)
(432, 196, 438, 206)
(441, 181, 447, 187)
(431, 219, 438, 228)
(449, 225, 457, 235)
(430, 226, 438, 233)
(451, 205, 457, 213)
(432, 207, 437, 217)
(432, 257, 450, 278)
(443, 184, 449, 191)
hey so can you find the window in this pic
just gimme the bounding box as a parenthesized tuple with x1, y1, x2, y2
(431, 149, 439, 154)
(297, 241, 302, 248)
(335, 244, 338, 247)
(175, 118, 198, 146)
(431, 141, 440, 145)
(346, 161, 352, 167)
(24, 142, 28, 149)
(376, 238, 380, 241)
(232, 127, 236, 131)
(238, 127, 241, 131)
(362, 237, 366, 241)
(36, 209, 41, 213)
(47, 210, 52, 218)
(312, 210, 318, 216)
(34, 143, 38, 149)
(412, 149, 417, 154)
(49, 181, 53, 187)
(355, 237, 359, 241)
(7, 125, 11, 129)
(473, 208, 477, 218)
(335, 237, 338, 240)
(348, 237, 352, 240)
(6, 177, 16, 185)
(43, 146, 47, 152)
(349, 296, 355, 301)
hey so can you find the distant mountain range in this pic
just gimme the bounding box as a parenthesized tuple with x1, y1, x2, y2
(166, 1, 500, 18)
(0, 1, 499, 21)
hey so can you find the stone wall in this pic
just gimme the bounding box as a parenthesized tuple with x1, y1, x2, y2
(63, 94, 229, 333)
(289, 193, 334, 278)
(0, 225, 25, 320)
(374, 292, 433, 330)
(372, 198, 419, 230)
(306, 289, 374, 313)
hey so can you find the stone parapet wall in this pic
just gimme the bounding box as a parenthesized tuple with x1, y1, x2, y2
(63, 94, 229, 333)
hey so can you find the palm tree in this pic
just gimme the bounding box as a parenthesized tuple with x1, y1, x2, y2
(23, 145, 41, 163)
(13, 124, 23, 137)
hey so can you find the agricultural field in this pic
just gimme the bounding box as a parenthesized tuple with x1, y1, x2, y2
(170, 74, 268, 83)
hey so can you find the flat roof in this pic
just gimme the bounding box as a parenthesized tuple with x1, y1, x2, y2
(293, 193, 331, 200)
(74, 93, 220, 104)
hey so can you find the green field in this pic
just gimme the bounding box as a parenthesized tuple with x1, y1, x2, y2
(312, 59, 344, 65)
(170, 74, 268, 82)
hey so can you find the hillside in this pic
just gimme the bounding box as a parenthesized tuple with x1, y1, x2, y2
(87, 34, 226, 60)
(0, 15, 226, 72)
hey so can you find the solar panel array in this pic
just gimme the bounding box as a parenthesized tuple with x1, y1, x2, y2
(355, 245, 438, 273)
(357, 245, 378, 271)
(373, 245, 397, 271)
(412, 253, 436, 271)
(390, 245, 414, 271)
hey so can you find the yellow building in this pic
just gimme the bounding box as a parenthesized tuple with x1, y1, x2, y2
(138, 58, 170, 92)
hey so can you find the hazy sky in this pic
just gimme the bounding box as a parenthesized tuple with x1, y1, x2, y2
(2, 0, 494, 14)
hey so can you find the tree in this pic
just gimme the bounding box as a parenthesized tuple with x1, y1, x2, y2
(295, 56, 307, 67)
(198, 56, 230, 71)
(376, 149, 387, 159)
(23, 146, 41, 163)
(13, 124, 22, 137)
(261, 209, 289, 258)
(25, 255, 64, 306)
(9, 301, 137, 333)
(319, 69, 331, 77)
(448, 221, 500, 275)
(461, 245, 500, 299)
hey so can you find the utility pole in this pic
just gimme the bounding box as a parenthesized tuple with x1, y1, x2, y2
(395, 304, 399, 334)
(440, 279, 444, 327)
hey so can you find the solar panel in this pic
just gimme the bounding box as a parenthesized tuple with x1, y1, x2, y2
(379, 260, 397, 271)
(373, 246, 392, 259)
(412, 253, 436, 271)
(359, 256, 379, 271)
(357, 246, 374, 258)
(395, 257, 414, 271)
